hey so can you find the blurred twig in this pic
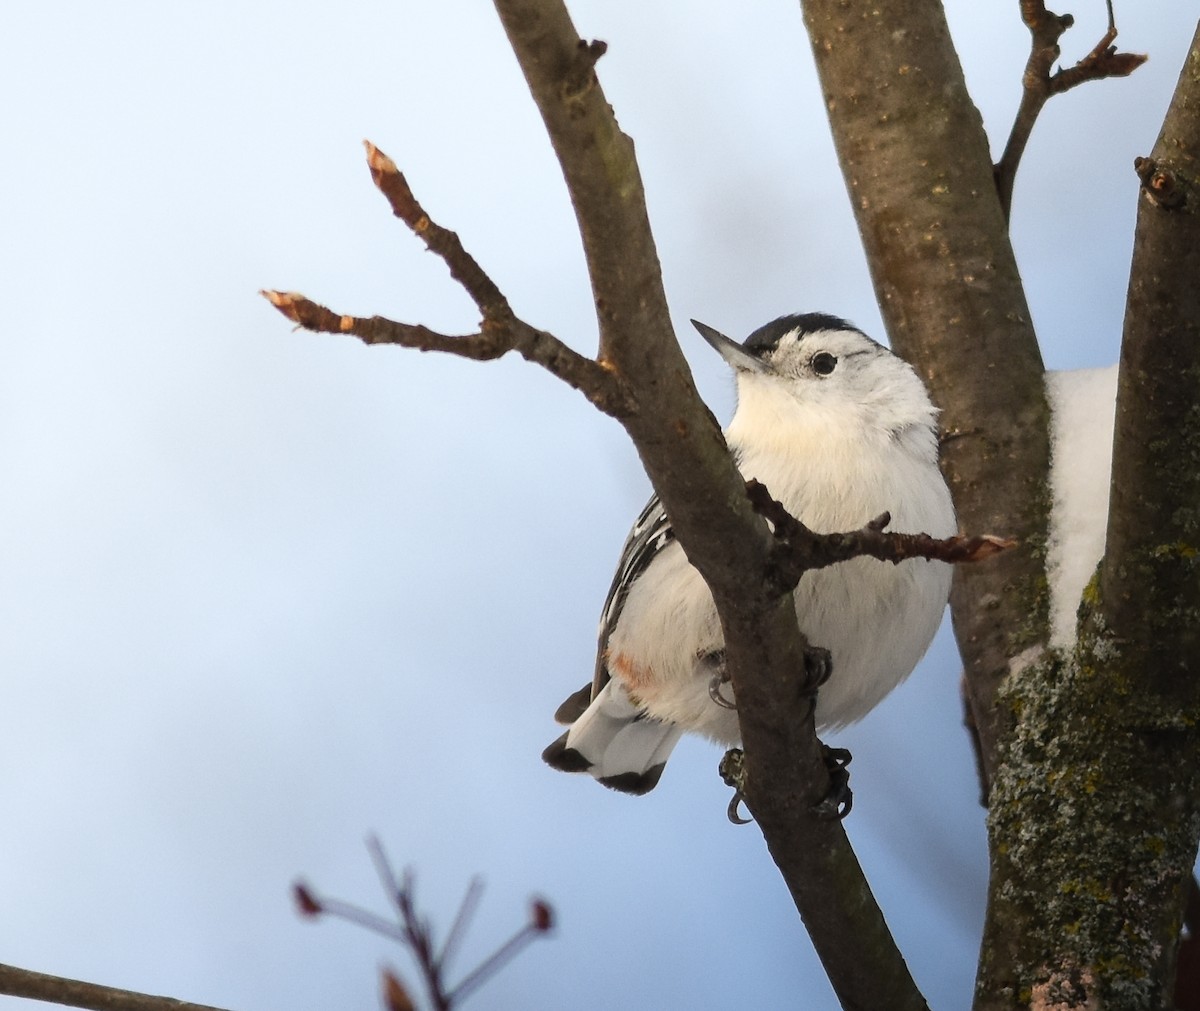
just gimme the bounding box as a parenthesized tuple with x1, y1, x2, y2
(295, 837, 554, 1011)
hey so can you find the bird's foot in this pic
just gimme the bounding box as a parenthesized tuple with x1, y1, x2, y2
(721, 743, 852, 823)
(811, 745, 853, 820)
(719, 748, 752, 824)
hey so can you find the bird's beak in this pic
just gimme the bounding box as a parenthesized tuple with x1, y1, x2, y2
(690, 319, 768, 373)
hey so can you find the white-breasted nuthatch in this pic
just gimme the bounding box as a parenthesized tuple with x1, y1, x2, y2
(543, 313, 956, 795)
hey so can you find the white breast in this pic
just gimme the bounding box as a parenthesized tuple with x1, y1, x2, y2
(606, 407, 955, 743)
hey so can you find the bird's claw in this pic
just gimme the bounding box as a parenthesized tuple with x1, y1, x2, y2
(801, 645, 833, 695)
(708, 646, 827, 709)
(727, 791, 752, 824)
(719, 749, 753, 825)
(708, 669, 737, 710)
(811, 745, 853, 820)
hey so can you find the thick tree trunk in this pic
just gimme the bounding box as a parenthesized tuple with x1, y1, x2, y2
(801, 1, 1200, 1005)
(798, 0, 1053, 791)
(979, 24, 1200, 1008)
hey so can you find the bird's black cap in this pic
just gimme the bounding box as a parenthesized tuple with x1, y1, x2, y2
(743, 312, 862, 355)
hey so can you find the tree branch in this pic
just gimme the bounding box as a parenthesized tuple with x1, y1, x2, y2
(995, 1, 1147, 221)
(362, 141, 510, 321)
(269, 0, 936, 1005)
(748, 479, 1014, 598)
(295, 841, 554, 1011)
(491, 3, 930, 1007)
(1102, 23, 1200, 704)
(975, 25, 1200, 1008)
(0, 962, 234, 1011)
(799, 0, 1052, 796)
(261, 289, 631, 418)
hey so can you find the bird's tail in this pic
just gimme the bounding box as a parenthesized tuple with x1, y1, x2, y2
(541, 681, 682, 795)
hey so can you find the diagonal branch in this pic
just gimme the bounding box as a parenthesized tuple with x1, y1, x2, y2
(264, 2, 997, 1006)
(362, 142, 510, 324)
(0, 962, 235, 1011)
(995, 0, 1147, 220)
(492, 4, 933, 1008)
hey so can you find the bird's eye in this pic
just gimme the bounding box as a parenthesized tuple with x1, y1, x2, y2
(811, 351, 838, 376)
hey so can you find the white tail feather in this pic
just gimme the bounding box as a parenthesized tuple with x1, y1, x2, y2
(557, 682, 683, 793)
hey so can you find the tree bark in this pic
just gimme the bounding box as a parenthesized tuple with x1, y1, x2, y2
(1103, 26, 1200, 706)
(798, 0, 1053, 792)
(798, 1, 1200, 1006)
(978, 25, 1200, 1008)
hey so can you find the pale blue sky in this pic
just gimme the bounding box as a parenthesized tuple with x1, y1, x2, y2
(0, 3, 1192, 1009)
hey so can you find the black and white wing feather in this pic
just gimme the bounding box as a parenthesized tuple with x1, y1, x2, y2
(544, 492, 683, 794)
(550, 493, 676, 724)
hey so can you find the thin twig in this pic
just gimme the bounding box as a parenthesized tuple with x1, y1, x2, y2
(446, 922, 543, 1006)
(363, 142, 510, 323)
(295, 844, 552, 1011)
(994, 1, 1146, 221)
(746, 479, 1015, 598)
(367, 834, 408, 917)
(294, 884, 410, 944)
(262, 143, 632, 419)
(0, 962, 234, 1011)
(437, 876, 485, 975)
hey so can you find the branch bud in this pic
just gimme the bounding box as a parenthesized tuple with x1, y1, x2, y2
(530, 899, 554, 933)
(292, 882, 323, 918)
(381, 969, 416, 1011)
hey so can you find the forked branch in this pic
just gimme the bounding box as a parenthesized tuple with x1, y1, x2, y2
(262, 143, 631, 419)
(995, 0, 1147, 220)
(294, 838, 553, 1011)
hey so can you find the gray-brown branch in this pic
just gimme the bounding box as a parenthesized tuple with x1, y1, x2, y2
(747, 479, 1015, 598)
(800, 0, 1053, 797)
(490, 2, 931, 1007)
(267, 1, 936, 1006)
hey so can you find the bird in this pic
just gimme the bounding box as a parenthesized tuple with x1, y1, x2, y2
(542, 313, 956, 795)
